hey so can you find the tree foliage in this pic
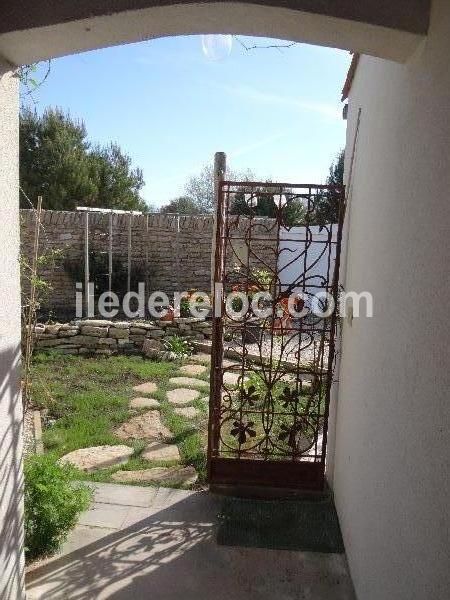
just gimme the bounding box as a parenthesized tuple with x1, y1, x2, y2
(20, 108, 147, 211)
(314, 149, 345, 225)
(230, 150, 344, 226)
(159, 196, 203, 215)
(183, 163, 255, 213)
(230, 183, 307, 226)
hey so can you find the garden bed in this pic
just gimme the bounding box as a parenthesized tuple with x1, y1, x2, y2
(29, 352, 211, 486)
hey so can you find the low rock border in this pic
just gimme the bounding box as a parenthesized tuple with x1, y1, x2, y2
(28, 318, 212, 357)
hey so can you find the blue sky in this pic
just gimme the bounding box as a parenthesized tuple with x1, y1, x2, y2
(26, 36, 351, 209)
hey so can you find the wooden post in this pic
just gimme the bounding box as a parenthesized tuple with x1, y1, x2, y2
(175, 213, 181, 292)
(84, 210, 90, 317)
(127, 212, 132, 293)
(23, 196, 42, 408)
(211, 152, 226, 295)
(108, 211, 113, 294)
(145, 213, 149, 306)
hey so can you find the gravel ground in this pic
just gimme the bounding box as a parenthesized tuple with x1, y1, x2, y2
(23, 409, 36, 456)
(204, 331, 329, 366)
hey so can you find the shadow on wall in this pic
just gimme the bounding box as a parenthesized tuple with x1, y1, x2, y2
(0, 343, 24, 598)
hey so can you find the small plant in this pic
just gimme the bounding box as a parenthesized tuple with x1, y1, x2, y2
(251, 267, 273, 291)
(24, 454, 92, 559)
(163, 335, 193, 359)
(179, 290, 210, 318)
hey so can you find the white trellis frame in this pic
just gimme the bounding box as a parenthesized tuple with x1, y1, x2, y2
(76, 207, 143, 316)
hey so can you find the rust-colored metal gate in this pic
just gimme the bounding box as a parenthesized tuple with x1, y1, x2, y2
(207, 181, 345, 491)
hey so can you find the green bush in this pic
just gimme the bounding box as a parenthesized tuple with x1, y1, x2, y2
(24, 454, 92, 559)
(163, 335, 193, 359)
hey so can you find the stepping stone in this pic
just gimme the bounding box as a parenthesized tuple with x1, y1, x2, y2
(132, 381, 158, 394)
(169, 377, 208, 389)
(167, 388, 200, 406)
(58, 445, 133, 472)
(129, 397, 160, 409)
(174, 406, 200, 419)
(180, 364, 208, 376)
(223, 359, 239, 368)
(142, 441, 180, 462)
(190, 353, 211, 363)
(111, 466, 198, 486)
(115, 411, 171, 441)
(222, 371, 246, 386)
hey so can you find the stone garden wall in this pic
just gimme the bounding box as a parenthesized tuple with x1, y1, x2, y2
(20, 209, 278, 319)
(32, 318, 213, 357)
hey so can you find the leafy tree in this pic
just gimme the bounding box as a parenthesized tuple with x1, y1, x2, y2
(89, 143, 146, 212)
(160, 196, 203, 215)
(230, 183, 307, 226)
(184, 163, 255, 213)
(20, 108, 95, 209)
(20, 108, 147, 211)
(314, 149, 345, 225)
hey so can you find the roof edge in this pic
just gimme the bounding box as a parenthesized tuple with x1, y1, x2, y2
(341, 53, 360, 101)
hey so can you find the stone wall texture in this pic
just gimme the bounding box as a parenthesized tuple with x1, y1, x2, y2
(31, 318, 212, 357)
(20, 209, 278, 319)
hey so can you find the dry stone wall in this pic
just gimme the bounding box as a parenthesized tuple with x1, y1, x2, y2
(20, 209, 278, 319)
(32, 318, 213, 356)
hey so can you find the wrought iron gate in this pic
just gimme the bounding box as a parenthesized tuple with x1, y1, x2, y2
(207, 181, 345, 491)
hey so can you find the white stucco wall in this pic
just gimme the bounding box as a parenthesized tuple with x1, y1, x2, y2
(333, 1, 450, 599)
(0, 60, 24, 599)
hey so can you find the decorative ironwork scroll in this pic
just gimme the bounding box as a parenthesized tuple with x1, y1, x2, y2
(208, 181, 345, 491)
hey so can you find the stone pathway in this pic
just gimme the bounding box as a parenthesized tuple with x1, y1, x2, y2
(26, 483, 356, 600)
(112, 466, 197, 486)
(174, 406, 200, 419)
(167, 387, 200, 405)
(58, 445, 134, 472)
(141, 441, 180, 462)
(222, 371, 249, 386)
(180, 363, 208, 376)
(132, 381, 158, 394)
(58, 367, 210, 486)
(169, 376, 209, 389)
(189, 352, 211, 363)
(115, 411, 171, 441)
(129, 397, 160, 409)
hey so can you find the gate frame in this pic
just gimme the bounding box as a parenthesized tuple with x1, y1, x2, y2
(207, 180, 346, 493)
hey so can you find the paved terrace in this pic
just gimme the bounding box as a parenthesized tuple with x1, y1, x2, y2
(26, 482, 355, 600)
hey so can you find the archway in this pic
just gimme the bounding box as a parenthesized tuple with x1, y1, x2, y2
(0, 1, 436, 598)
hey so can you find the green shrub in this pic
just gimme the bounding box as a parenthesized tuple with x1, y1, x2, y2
(24, 454, 92, 559)
(163, 335, 193, 359)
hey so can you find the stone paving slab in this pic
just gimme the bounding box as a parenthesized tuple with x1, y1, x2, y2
(92, 482, 158, 507)
(58, 445, 134, 472)
(169, 376, 209, 389)
(222, 371, 248, 386)
(189, 352, 211, 363)
(129, 397, 160, 409)
(180, 364, 208, 376)
(132, 381, 158, 394)
(167, 388, 200, 405)
(115, 411, 171, 441)
(112, 466, 197, 486)
(141, 441, 180, 462)
(174, 406, 200, 419)
(26, 482, 355, 600)
(78, 503, 131, 529)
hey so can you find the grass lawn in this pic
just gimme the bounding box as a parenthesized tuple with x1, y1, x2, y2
(30, 352, 211, 486)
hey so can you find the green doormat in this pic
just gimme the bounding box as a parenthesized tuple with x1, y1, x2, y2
(217, 496, 344, 553)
